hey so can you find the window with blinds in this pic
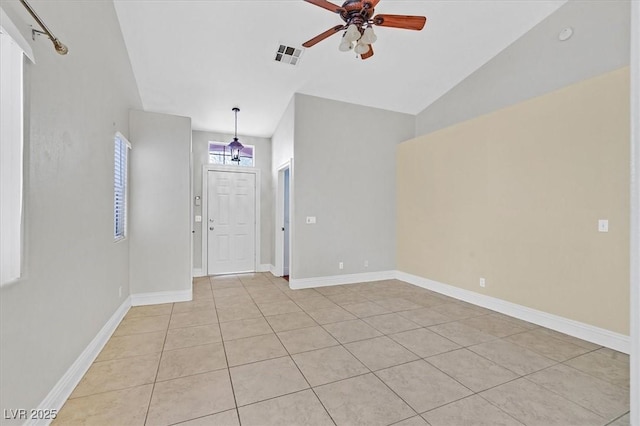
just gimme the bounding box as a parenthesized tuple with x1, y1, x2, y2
(114, 133, 130, 241)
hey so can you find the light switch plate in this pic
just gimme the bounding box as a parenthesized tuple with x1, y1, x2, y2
(598, 219, 609, 232)
(306, 216, 316, 224)
(195, 215, 202, 223)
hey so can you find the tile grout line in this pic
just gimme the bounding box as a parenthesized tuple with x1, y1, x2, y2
(558, 349, 631, 389)
(282, 279, 531, 422)
(307, 287, 600, 424)
(210, 277, 243, 426)
(240, 278, 339, 426)
(300, 280, 624, 423)
(142, 300, 174, 426)
(281, 286, 431, 423)
(91, 274, 628, 426)
(515, 374, 621, 421)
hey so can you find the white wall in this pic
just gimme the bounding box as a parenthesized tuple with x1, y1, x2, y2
(271, 96, 295, 267)
(0, 0, 142, 421)
(129, 110, 192, 296)
(272, 96, 295, 176)
(192, 130, 272, 270)
(416, 0, 630, 136)
(292, 94, 415, 279)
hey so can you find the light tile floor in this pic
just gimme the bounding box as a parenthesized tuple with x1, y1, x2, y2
(54, 273, 630, 426)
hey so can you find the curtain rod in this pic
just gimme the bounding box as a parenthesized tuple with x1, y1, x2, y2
(19, 0, 68, 55)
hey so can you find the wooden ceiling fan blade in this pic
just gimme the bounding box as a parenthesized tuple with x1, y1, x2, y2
(361, 45, 374, 60)
(302, 25, 345, 48)
(304, 0, 345, 14)
(373, 14, 427, 30)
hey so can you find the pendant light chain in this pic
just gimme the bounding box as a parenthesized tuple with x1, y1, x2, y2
(234, 107, 239, 139)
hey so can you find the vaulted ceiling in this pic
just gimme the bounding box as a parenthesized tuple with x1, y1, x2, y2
(114, 0, 566, 137)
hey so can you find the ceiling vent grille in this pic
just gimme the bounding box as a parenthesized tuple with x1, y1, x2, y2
(275, 45, 304, 66)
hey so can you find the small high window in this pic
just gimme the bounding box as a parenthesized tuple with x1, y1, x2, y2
(208, 141, 254, 167)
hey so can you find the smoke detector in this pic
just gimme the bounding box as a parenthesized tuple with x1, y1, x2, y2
(558, 27, 573, 41)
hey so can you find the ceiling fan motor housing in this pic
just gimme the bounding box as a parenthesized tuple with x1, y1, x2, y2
(340, 0, 376, 26)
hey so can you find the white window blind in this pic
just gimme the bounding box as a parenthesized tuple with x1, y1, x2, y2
(0, 27, 26, 286)
(114, 133, 130, 241)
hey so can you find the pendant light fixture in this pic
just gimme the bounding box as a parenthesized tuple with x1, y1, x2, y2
(228, 107, 244, 164)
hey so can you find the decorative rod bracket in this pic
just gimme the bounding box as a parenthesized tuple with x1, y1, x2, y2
(20, 0, 68, 55)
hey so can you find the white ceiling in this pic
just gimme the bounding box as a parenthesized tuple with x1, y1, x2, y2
(114, 0, 566, 137)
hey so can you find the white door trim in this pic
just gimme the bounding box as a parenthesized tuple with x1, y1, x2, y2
(202, 165, 261, 276)
(275, 160, 293, 278)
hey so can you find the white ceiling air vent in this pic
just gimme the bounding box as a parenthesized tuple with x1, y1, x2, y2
(274, 45, 304, 66)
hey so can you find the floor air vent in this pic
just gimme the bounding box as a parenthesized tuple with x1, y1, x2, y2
(275, 45, 304, 66)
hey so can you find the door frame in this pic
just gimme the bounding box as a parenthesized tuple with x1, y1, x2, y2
(274, 159, 293, 278)
(201, 165, 261, 276)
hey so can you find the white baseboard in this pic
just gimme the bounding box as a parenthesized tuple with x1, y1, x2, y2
(258, 264, 271, 273)
(192, 268, 204, 278)
(290, 270, 396, 290)
(130, 289, 192, 306)
(269, 264, 278, 276)
(25, 298, 132, 426)
(396, 271, 630, 354)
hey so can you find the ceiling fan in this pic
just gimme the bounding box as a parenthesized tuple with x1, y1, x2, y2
(302, 0, 427, 60)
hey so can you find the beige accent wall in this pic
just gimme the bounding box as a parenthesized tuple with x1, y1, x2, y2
(398, 67, 630, 334)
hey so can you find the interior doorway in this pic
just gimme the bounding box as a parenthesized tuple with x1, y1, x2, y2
(275, 160, 293, 278)
(283, 168, 290, 278)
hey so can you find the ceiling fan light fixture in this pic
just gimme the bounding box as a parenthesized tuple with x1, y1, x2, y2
(338, 32, 354, 51)
(361, 26, 377, 44)
(354, 41, 370, 54)
(344, 24, 362, 43)
(339, 40, 353, 51)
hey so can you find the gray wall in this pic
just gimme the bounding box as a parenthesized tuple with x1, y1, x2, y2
(192, 130, 272, 270)
(272, 96, 295, 175)
(292, 94, 415, 279)
(416, 0, 631, 136)
(270, 96, 295, 266)
(129, 110, 192, 295)
(0, 0, 142, 421)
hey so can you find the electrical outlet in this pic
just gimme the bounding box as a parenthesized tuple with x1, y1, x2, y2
(598, 219, 609, 232)
(364, 260, 369, 268)
(339, 262, 344, 270)
(479, 278, 486, 288)
(118, 286, 122, 297)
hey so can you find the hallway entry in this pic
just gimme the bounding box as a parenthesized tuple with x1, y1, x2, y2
(275, 160, 292, 278)
(206, 170, 256, 275)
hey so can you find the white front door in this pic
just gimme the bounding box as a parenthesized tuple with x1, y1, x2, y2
(207, 170, 256, 274)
